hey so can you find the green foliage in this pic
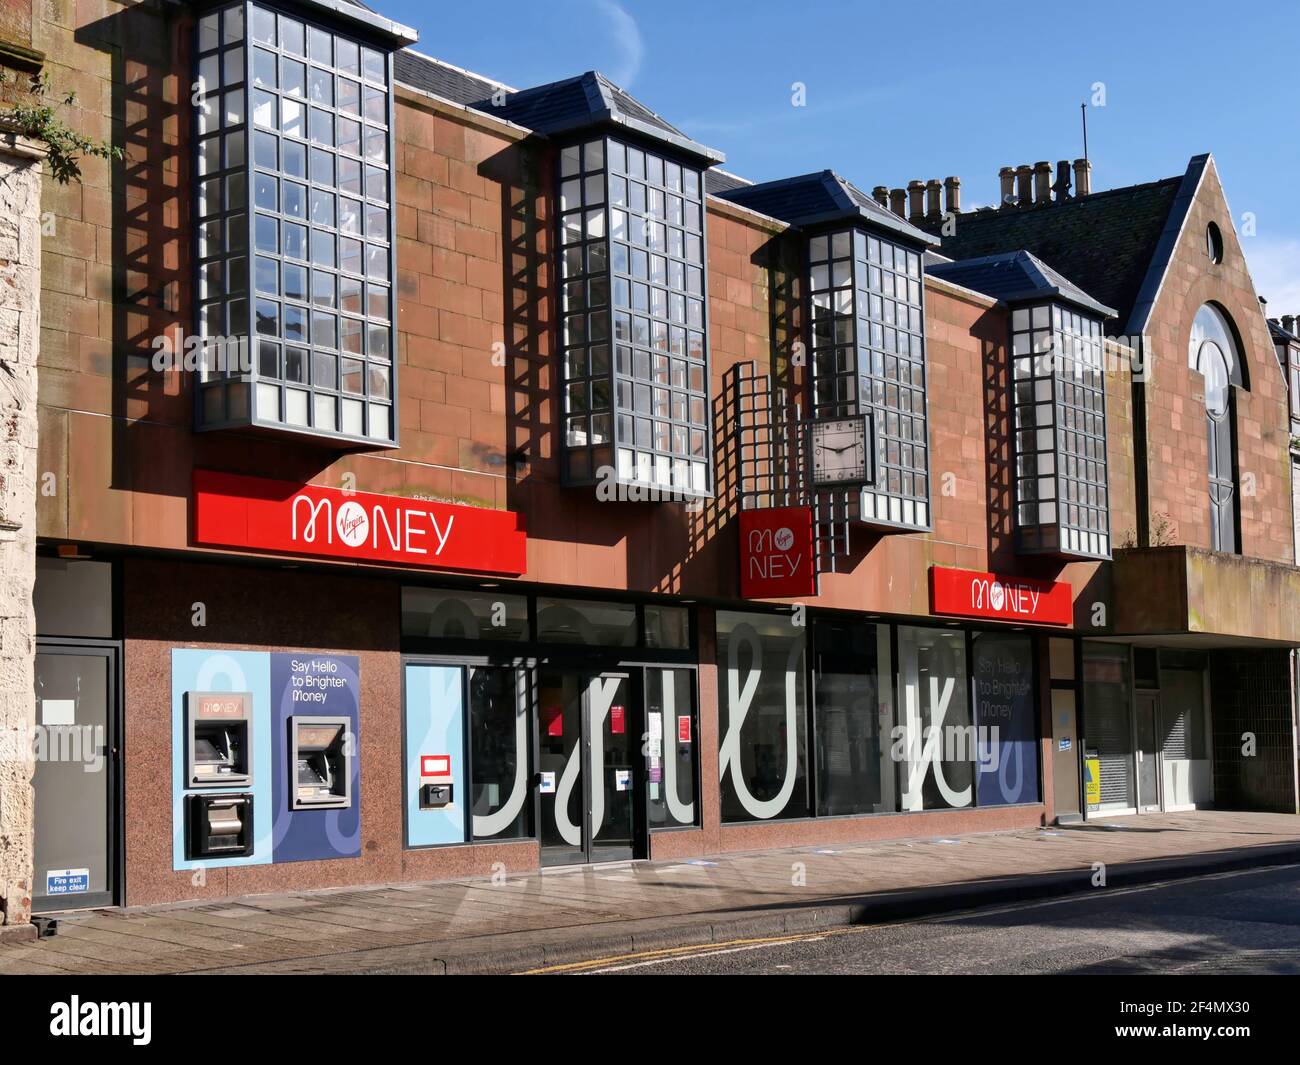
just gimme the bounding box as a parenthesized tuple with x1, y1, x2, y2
(0, 72, 122, 184)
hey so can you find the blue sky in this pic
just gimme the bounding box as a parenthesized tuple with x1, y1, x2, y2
(388, 0, 1300, 311)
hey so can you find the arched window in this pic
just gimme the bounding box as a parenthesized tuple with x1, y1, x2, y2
(1188, 304, 1242, 552)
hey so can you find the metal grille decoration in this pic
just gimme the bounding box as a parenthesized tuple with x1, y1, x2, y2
(731, 361, 859, 581)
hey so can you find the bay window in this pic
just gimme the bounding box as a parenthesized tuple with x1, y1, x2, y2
(1012, 302, 1111, 559)
(558, 137, 712, 497)
(808, 228, 931, 530)
(193, 1, 414, 445)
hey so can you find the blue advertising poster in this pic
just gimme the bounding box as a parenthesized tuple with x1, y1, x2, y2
(171, 649, 273, 870)
(270, 653, 362, 863)
(973, 632, 1040, 806)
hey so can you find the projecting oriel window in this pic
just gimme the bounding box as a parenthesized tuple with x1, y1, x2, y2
(558, 137, 711, 497)
(193, 2, 399, 446)
(1011, 303, 1111, 559)
(808, 228, 930, 530)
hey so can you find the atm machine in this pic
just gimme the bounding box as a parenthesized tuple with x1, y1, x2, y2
(184, 691, 255, 858)
(290, 716, 353, 809)
(186, 691, 252, 786)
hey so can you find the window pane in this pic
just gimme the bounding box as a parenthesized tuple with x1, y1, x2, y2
(971, 630, 1039, 806)
(813, 618, 895, 815)
(717, 611, 810, 822)
(469, 667, 532, 841)
(897, 626, 972, 811)
(646, 668, 697, 828)
(535, 598, 636, 646)
(401, 588, 529, 640)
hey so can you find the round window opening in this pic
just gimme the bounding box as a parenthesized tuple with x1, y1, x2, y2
(1206, 221, 1224, 264)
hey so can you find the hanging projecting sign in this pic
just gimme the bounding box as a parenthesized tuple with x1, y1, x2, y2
(193, 470, 527, 575)
(739, 506, 816, 599)
(930, 566, 1073, 626)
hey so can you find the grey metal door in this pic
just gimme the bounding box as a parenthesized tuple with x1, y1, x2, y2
(32, 644, 118, 910)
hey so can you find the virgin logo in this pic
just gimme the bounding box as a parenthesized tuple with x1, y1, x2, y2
(335, 501, 369, 547)
(292, 493, 454, 556)
(988, 581, 1005, 612)
(774, 527, 795, 552)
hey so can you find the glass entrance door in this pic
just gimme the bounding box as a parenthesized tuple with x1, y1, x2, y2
(537, 669, 641, 866)
(1135, 691, 1161, 812)
(32, 645, 117, 910)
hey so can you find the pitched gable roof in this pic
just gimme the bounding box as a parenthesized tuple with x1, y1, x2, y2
(470, 70, 724, 165)
(920, 171, 1187, 333)
(927, 250, 1115, 318)
(717, 170, 937, 247)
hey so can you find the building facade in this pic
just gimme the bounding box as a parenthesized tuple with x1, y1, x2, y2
(10, 0, 1300, 918)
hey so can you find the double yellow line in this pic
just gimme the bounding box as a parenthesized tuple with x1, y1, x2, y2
(519, 929, 847, 975)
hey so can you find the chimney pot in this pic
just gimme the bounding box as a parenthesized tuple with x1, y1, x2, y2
(907, 179, 926, 222)
(925, 178, 942, 219)
(1073, 158, 1092, 197)
(1015, 165, 1034, 208)
(944, 175, 961, 215)
(1033, 161, 1052, 205)
(998, 166, 1016, 207)
(872, 185, 889, 207)
(889, 187, 906, 217)
(1053, 160, 1072, 202)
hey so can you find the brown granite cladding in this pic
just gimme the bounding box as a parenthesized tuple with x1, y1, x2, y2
(121, 555, 538, 907)
(1138, 159, 1293, 563)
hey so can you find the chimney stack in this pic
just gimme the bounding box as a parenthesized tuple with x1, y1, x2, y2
(1015, 165, 1034, 208)
(1033, 161, 1052, 205)
(1284, 315, 1298, 336)
(907, 180, 926, 222)
(889, 187, 906, 217)
(998, 166, 1016, 207)
(944, 175, 961, 215)
(925, 178, 942, 219)
(872, 185, 889, 207)
(1073, 158, 1092, 197)
(1053, 160, 1072, 202)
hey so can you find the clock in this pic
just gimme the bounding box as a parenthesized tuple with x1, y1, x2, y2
(809, 414, 871, 487)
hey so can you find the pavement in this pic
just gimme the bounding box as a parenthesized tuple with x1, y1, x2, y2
(1, 810, 1298, 975)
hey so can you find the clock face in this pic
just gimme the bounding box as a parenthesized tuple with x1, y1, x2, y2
(810, 416, 870, 487)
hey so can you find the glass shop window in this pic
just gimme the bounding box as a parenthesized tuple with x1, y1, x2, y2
(403, 663, 532, 846)
(812, 617, 896, 816)
(971, 630, 1040, 806)
(717, 610, 810, 823)
(468, 666, 532, 840)
(645, 667, 698, 828)
(644, 604, 691, 649)
(401, 588, 529, 641)
(535, 597, 637, 646)
(896, 626, 974, 811)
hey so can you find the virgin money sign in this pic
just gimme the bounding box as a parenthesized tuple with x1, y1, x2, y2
(930, 566, 1072, 626)
(740, 506, 816, 598)
(193, 470, 527, 575)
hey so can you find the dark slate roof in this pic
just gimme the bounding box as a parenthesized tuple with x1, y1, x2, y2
(394, 50, 510, 107)
(717, 170, 938, 247)
(927, 250, 1115, 319)
(464, 69, 724, 165)
(919, 175, 1183, 333)
(704, 169, 752, 196)
(1270, 319, 1299, 345)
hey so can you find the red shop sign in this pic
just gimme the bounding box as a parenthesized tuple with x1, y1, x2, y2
(739, 506, 816, 599)
(193, 470, 527, 575)
(930, 566, 1072, 626)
